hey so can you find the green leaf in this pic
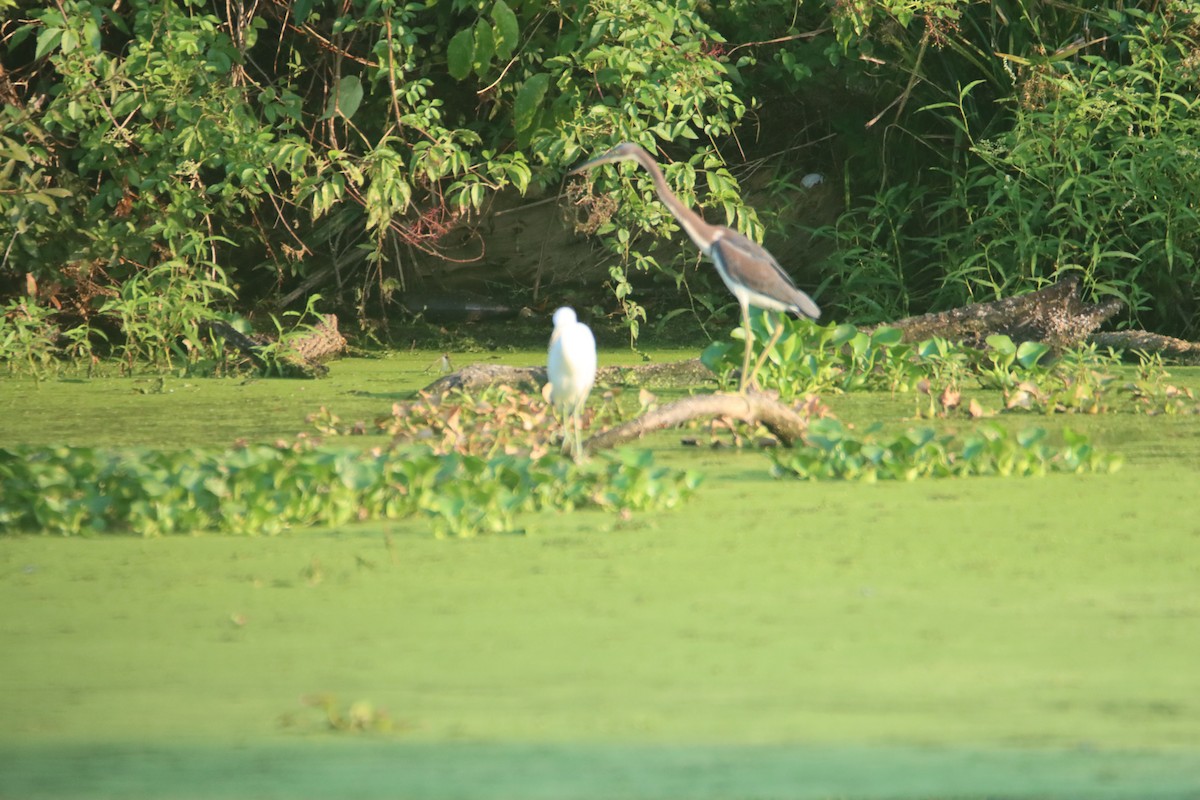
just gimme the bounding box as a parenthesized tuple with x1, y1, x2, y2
(905, 427, 937, 447)
(293, 0, 315, 23)
(447, 27, 475, 81)
(986, 334, 1016, 355)
(513, 73, 550, 133)
(8, 22, 36, 50)
(1016, 341, 1050, 369)
(1017, 428, 1047, 448)
(35, 27, 63, 60)
(830, 323, 859, 346)
(473, 18, 494, 76)
(870, 326, 904, 347)
(60, 28, 79, 54)
(492, 0, 519, 60)
(82, 20, 101, 53)
(338, 75, 363, 119)
(323, 75, 363, 120)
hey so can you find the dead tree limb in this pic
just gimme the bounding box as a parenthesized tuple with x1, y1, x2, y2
(876, 276, 1124, 348)
(585, 392, 812, 451)
(422, 364, 546, 395)
(1089, 331, 1200, 365)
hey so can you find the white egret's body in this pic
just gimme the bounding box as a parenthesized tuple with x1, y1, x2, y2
(547, 307, 597, 460)
(570, 143, 820, 391)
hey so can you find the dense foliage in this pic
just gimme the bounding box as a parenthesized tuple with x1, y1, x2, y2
(2, 0, 1199, 371)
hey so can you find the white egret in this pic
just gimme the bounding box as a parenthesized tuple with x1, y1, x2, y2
(547, 306, 597, 461)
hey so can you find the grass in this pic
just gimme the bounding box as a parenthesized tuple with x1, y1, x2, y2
(1, 348, 1199, 798)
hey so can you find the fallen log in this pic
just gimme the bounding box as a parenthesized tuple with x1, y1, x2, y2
(877, 276, 1124, 348)
(1089, 331, 1200, 365)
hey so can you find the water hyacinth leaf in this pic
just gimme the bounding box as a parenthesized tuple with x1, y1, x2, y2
(870, 326, 904, 347)
(986, 334, 1016, 355)
(1016, 428, 1047, 448)
(700, 340, 734, 374)
(804, 417, 847, 449)
(848, 331, 871, 359)
(1061, 427, 1088, 447)
(860, 443, 887, 464)
(960, 437, 984, 461)
(777, 331, 798, 362)
(905, 427, 937, 447)
(831, 323, 859, 346)
(1016, 341, 1051, 369)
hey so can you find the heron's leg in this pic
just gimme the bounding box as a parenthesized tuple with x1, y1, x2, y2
(745, 313, 786, 389)
(738, 303, 754, 393)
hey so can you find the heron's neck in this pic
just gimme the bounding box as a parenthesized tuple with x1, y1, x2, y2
(635, 152, 717, 254)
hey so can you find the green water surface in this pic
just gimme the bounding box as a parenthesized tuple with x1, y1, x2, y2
(2, 352, 1199, 798)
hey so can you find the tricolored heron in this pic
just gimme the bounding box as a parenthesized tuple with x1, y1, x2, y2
(547, 306, 597, 461)
(569, 142, 820, 391)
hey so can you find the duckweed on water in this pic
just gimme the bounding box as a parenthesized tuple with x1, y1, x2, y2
(2, 356, 1200, 791)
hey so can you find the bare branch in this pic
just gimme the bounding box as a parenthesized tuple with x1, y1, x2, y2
(585, 392, 813, 451)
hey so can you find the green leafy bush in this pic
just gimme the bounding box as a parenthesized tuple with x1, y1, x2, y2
(6, 0, 1200, 362)
(2, 0, 759, 356)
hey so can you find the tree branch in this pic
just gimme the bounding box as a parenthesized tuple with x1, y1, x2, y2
(875, 276, 1124, 348)
(585, 392, 813, 451)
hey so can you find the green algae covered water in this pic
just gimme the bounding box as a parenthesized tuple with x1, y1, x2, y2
(2, 352, 1199, 798)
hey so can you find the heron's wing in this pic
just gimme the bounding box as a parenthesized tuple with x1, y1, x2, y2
(712, 229, 820, 319)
